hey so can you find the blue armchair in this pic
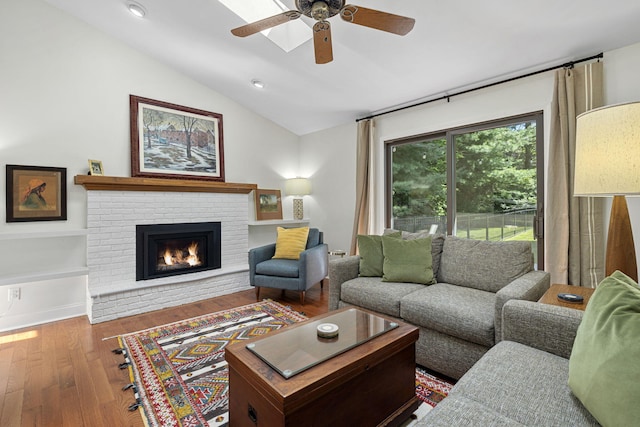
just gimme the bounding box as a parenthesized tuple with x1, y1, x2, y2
(249, 228, 328, 304)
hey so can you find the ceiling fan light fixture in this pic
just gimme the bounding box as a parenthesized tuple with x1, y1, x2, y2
(127, 2, 147, 18)
(251, 79, 265, 89)
(311, 1, 330, 20)
(232, 0, 415, 64)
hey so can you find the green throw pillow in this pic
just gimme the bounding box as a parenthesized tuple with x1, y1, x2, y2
(381, 235, 434, 284)
(357, 232, 401, 277)
(568, 270, 640, 426)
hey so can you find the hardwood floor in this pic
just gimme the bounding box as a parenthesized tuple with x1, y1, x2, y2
(0, 285, 328, 427)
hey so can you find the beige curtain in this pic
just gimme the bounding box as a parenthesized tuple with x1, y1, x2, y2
(546, 62, 605, 287)
(350, 119, 374, 255)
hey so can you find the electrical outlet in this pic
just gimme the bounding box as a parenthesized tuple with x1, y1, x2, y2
(8, 287, 20, 302)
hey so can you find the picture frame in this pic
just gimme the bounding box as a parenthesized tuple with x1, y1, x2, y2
(88, 159, 104, 176)
(254, 189, 283, 221)
(130, 95, 225, 181)
(6, 165, 67, 222)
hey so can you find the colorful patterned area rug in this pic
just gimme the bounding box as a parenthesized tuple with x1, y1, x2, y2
(415, 366, 453, 408)
(116, 301, 453, 427)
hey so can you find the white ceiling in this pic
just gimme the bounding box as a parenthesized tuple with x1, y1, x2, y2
(44, 0, 640, 135)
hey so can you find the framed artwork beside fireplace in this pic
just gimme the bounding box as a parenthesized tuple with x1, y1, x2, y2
(5, 164, 67, 222)
(255, 189, 283, 220)
(130, 95, 225, 182)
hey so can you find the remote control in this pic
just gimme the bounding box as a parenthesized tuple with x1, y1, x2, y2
(557, 293, 584, 303)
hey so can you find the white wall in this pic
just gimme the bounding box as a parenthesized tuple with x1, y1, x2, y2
(0, 0, 300, 331)
(2, 0, 640, 332)
(304, 42, 640, 269)
(299, 122, 357, 252)
(373, 73, 554, 239)
(302, 72, 555, 253)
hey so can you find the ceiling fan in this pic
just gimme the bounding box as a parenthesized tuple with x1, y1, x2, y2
(231, 0, 415, 64)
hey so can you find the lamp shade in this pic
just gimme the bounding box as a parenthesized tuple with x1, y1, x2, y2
(574, 101, 640, 196)
(285, 178, 312, 196)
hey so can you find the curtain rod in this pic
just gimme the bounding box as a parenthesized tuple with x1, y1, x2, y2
(356, 52, 604, 123)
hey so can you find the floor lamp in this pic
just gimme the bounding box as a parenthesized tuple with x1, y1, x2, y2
(574, 101, 640, 281)
(285, 178, 311, 220)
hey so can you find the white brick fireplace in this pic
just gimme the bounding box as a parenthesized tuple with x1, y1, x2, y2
(78, 176, 257, 323)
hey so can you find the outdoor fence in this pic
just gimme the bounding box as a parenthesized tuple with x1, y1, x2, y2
(393, 208, 536, 242)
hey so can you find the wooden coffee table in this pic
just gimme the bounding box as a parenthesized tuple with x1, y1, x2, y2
(225, 307, 420, 427)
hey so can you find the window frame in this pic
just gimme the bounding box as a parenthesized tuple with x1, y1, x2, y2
(385, 111, 545, 268)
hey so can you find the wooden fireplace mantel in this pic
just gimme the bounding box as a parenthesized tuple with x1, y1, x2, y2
(74, 175, 257, 194)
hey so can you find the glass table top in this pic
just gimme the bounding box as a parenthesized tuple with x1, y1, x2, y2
(246, 308, 398, 379)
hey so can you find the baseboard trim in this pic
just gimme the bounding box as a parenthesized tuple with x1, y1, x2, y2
(0, 303, 86, 333)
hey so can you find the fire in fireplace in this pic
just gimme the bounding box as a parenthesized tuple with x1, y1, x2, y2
(136, 222, 221, 281)
(159, 240, 201, 270)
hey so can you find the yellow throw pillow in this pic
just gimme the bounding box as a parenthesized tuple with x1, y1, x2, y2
(273, 227, 310, 260)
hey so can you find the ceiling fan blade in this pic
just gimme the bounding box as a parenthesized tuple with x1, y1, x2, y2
(231, 11, 302, 37)
(340, 5, 415, 36)
(313, 21, 333, 64)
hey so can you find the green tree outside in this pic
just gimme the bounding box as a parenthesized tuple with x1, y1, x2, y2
(391, 121, 537, 235)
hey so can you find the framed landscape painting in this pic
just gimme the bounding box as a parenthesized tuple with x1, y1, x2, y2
(130, 95, 225, 181)
(255, 189, 283, 220)
(6, 165, 67, 222)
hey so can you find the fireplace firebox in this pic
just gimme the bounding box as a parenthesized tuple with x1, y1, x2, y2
(136, 222, 221, 281)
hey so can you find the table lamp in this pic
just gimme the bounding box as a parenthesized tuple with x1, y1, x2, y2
(285, 178, 312, 220)
(574, 101, 640, 281)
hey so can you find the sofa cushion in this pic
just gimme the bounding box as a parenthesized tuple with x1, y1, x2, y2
(384, 229, 445, 279)
(357, 232, 400, 277)
(340, 277, 425, 318)
(255, 258, 299, 278)
(438, 236, 532, 292)
(272, 226, 309, 260)
(418, 394, 523, 426)
(429, 234, 445, 279)
(381, 236, 434, 284)
(568, 270, 640, 427)
(400, 283, 496, 347)
(420, 341, 600, 426)
(384, 228, 432, 240)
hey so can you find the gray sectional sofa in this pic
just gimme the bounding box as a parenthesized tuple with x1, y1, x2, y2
(418, 300, 600, 426)
(328, 234, 550, 379)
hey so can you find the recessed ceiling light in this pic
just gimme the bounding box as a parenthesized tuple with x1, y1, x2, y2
(127, 2, 146, 18)
(251, 79, 265, 89)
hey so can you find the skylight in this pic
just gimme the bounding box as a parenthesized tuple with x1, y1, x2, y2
(219, 0, 311, 52)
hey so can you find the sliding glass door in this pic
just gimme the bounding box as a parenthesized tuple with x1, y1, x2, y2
(386, 112, 544, 269)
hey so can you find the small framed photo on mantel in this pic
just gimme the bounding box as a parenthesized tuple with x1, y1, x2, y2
(88, 159, 104, 176)
(5, 164, 67, 222)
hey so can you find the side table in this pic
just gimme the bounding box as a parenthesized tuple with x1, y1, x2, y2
(538, 284, 595, 311)
(328, 250, 346, 258)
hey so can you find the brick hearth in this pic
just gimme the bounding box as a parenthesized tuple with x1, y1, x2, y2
(77, 176, 257, 323)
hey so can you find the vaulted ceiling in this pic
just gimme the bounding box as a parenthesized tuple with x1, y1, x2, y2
(44, 0, 640, 135)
